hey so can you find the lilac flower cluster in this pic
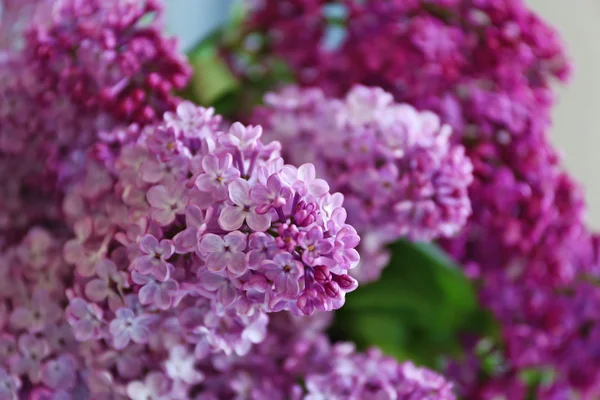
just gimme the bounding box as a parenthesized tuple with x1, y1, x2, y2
(196, 312, 456, 400)
(24, 0, 191, 124)
(241, 0, 600, 396)
(255, 85, 473, 282)
(0, 0, 190, 243)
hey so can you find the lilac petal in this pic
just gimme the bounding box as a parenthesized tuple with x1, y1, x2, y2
(107, 293, 124, 312)
(297, 163, 316, 181)
(84, 279, 109, 302)
(219, 206, 246, 231)
(173, 228, 198, 253)
(130, 326, 149, 344)
(158, 240, 174, 258)
(185, 205, 205, 228)
(227, 252, 247, 276)
(146, 185, 170, 208)
(138, 283, 158, 305)
(246, 211, 271, 232)
(135, 255, 158, 275)
(308, 179, 329, 197)
(112, 330, 131, 350)
(274, 274, 300, 298)
(217, 284, 237, 308)
(151, 208, 175, 226)
(224, 231, 247, 251)
(206, 252, 227, 273)
(250, 184, 271, 204)
(94, 259, 116, 280)
(140, 160, 163, 183)
(228, 179, 251, 206)
(139, 235, 159, 254)
(197, 271, 225, 291)
(199, 234, 224, 253)
(115, 308, 135, 320)
(195, 173, 217, 192)
(201, 154, 219, 173)
(10, 308, 33, 330)
(73, 320, 94, 342)
(151, 262, 170, 282)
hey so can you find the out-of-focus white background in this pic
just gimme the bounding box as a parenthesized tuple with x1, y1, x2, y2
(166, 0, 600, 228)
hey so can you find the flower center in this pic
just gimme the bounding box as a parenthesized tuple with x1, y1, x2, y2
(308, 245, 315, 252)
(283, 265, 292, 273)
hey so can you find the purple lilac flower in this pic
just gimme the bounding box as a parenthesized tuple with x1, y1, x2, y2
(24, 0, 191, 124)
(256, 85, 473, 282)
(109, 308, 155, 350)
(132, 235, 175, 282)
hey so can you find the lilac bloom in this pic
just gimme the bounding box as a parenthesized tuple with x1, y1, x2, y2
(131, 270, 179, 310)
(172, 205, 209, 254)
(146, 184, 187, 226)
(164, 101, 221, 139)
(9, 289, 62, 333)
(199, 232, 247, 277)
(84, 259, 128, 311)
(219, 178, 271, 231)
(281, 163, 329, 197)
(9, 334, 49, 384)
(126, 372, 171, 400)
(298, 226, 334, 266)
(197, 270, 238, 307)
(132, 235, 174, 281)
(140, 154, 188, 184)
(218, 122, 262, 151)
(332, 226, 361, 272)
(261, 252, 303, 298)
(41, 355, 77, 391)
(109, 308, 155, 350)
(250, 173, 292, 214)
(0, 367, 19, 400)
(64, 298, 104, 342)
(246, 232, 276, 270)
(194, 154, 240, 201)
(165, 345, 204, 385)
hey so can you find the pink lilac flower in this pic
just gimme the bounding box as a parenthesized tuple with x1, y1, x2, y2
(126, 372, 171, 400)
(109, 308, 155, 350)
(24, 0, 191, 124)
(132, 235, 175, 282)
(199, 232, 248, 276)
(219, 178, 272, 232)
(256, 85, 473, 281)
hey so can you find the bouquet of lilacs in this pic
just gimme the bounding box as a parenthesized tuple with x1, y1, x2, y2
(0, 0, 470, 399)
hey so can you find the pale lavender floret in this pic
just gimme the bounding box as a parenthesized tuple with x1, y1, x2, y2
(199, 232, 248, 276)
(165, 345, 204, 385)
(146, 183, 188, 226)
(262, 252, 303, 298)
(219, 178, 271, 232)
(132, 235, 175, 282)
(40, 355, 77, 391)
(8, 334, 49, 384)
(246, 232, 277, 269)
(64, 298, 104, 342)
(195, 154, 240, 201)
(173, 205, 209, 254)
(0, 367, 19, 400)
(126, 372, 171, 400)
(109, 308, 156, 350)
(84, 259, 129, 311)
(131, 271, 179, 310)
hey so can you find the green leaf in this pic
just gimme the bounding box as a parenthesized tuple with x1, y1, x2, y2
(186, 37, 239, 106)
(330, 240, 497, 368)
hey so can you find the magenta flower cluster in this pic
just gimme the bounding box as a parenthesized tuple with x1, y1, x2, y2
(24, 0, 192, 124)
(255, 85, 473, 282)
(243, 0, 600, 397)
